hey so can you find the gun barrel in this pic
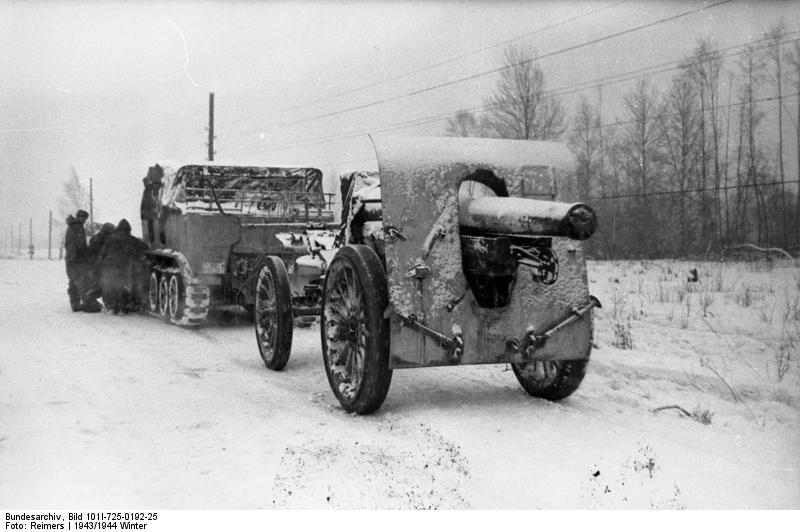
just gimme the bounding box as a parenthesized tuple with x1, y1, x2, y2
(459, 197, 597, 240)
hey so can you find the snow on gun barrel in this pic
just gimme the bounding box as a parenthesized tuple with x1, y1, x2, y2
(458, 196, 597, 240)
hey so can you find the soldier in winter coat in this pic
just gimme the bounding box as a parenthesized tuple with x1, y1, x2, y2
(140, 164, 164, 247)
(82, 222, 116, 311)
(64, 209, 89, 312)
(100, 219, 149, 314)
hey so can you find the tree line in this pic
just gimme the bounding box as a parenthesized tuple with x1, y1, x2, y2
(446, 24, 800, 259)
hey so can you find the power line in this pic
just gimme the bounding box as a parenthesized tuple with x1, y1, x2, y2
(228, 0, 736, 138)
(586, 179, 800, 201)
(226, 37, 799, 158)
(232, 90, 800, 172)
(577, 91, 800, 136)
(217, 0, 630, 128)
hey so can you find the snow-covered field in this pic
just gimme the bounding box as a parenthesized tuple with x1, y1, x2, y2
(0, 258, 798, 509)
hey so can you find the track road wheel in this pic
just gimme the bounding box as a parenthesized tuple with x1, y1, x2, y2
(148, 272, 159, 312)
(158, 274, 169, 320)
(321, 245, 391, 414)
(168, 274, 185, 321)
(511, 358, 589, 401)
(254, 256, 293, 370)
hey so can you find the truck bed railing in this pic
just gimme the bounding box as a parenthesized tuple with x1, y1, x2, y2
(182, 188, 336, 222)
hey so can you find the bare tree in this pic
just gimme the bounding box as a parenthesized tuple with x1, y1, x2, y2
(766, 23, 787, 248)
(722, 71, 735, 244)
(735, 45, 767, 245)
(567, 95, 602, 201)
(619, 78, 663, 257)
(481, 45, 565, 140)
(660, 70, 702, 254)
(683, 39, 725, 248)
(788, 38, 800, 245)
(445, 109, 482, 137)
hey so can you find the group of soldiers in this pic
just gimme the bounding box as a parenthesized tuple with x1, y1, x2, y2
(64, 210, 149, 314)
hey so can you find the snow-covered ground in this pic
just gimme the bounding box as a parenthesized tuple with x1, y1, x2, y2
(0, 258, 798, 509)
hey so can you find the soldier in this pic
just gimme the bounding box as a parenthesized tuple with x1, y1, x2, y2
(128, 232, 151, 313)
(82, 222, 115, 312)
(140, 164, 164, 247)
(64, 209, 89, 312)
(100, 219, 148, 314)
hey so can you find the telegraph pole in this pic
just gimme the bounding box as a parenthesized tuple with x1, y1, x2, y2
(48, 211, 53, 260)
(207, 92, 215, 161)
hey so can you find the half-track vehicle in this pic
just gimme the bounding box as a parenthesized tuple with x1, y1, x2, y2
(139, 162, 335, 329)
(255, 136, 601, 414)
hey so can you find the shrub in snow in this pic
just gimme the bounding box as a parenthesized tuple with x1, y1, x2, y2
(613, 322, 633, 350)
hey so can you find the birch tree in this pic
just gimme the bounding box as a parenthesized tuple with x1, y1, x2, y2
(481, 45, 566, 140)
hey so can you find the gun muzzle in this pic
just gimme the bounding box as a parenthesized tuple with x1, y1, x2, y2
(459, 197, 597, 240)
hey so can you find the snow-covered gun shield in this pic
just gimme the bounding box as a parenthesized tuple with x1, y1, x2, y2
(369, 135, 599, 369)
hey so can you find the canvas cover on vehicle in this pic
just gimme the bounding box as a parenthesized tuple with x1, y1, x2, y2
(161, 165, 325, 212)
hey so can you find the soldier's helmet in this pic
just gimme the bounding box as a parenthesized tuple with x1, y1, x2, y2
(76, 210, 89, 220)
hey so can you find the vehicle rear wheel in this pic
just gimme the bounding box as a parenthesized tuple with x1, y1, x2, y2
(254, 256, 293, 370)
(168, 274, 185, 320)
(321, 245, 391, 414)
(511, 358, 589, 400)
(148, 272, 159, 312)
(158, 275, 169, 319)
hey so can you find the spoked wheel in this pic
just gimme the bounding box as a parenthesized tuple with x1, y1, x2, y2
(254, 256, 293, 370)
(511, 358, 589, 401)
(321, 245, 391, 415)
(168, 274, 185, 321)
(148, 272, 159, 312)
(158, 274, 169, 319)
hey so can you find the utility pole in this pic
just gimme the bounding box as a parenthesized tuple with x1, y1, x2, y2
(28, 218, 34, 259)
(207, 92, 215, 161)
(48, 211, 53, 260)
(89, 178, 94, 228)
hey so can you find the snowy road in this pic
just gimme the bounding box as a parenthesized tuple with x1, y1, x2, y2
(1, 259, 798, 508)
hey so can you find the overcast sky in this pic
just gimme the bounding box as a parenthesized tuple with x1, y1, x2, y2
(1, 0, 798, 248)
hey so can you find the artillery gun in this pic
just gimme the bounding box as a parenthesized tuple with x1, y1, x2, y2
(255, 136, 600, 414)
(140, 163, 335, 329)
